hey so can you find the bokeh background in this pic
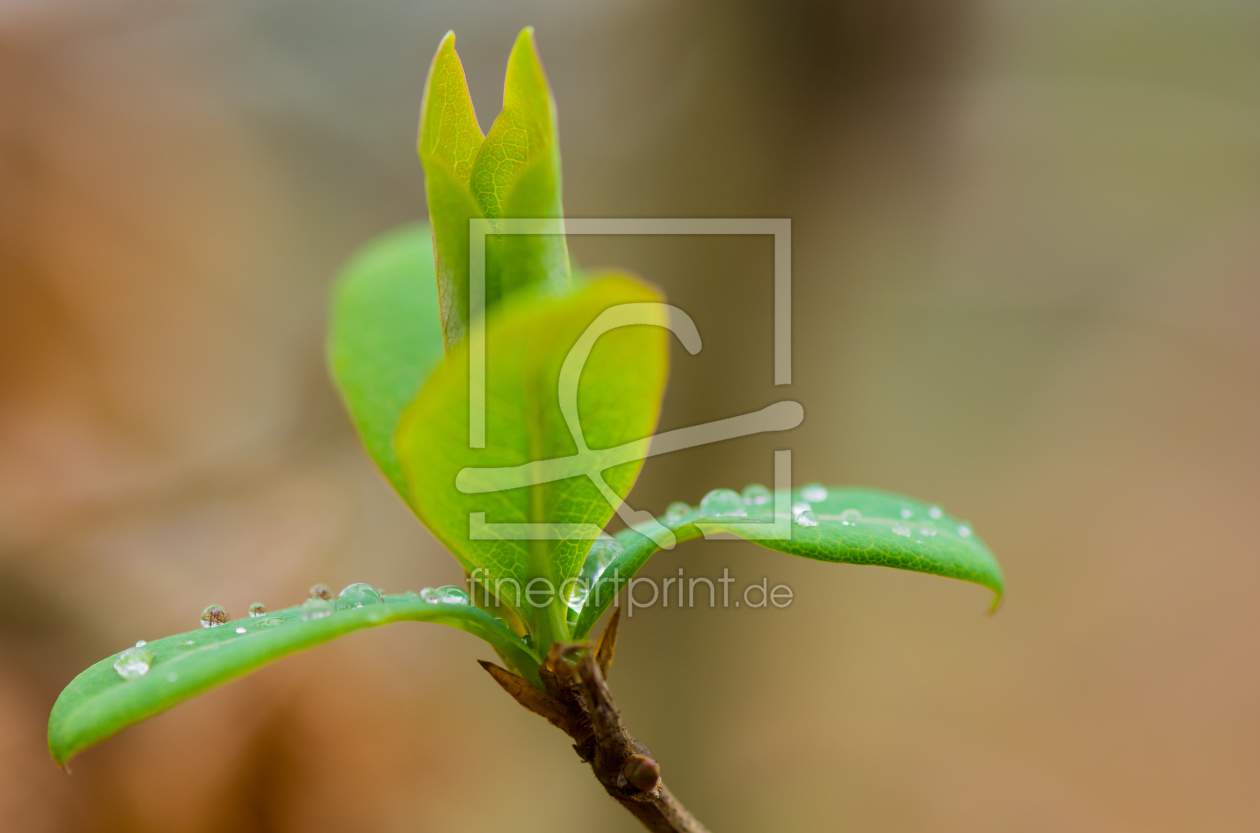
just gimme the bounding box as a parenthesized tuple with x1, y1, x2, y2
(2, 0, 1258, 830)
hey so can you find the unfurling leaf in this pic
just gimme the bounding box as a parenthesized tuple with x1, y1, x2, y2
(418, 28, 570, 349)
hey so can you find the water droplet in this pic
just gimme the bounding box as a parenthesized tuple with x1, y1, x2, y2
(900, 508, 914, 519)
(335, 582, 384, 611)
(569, 535, 624, 612)
(839, 509, 862, 526)
(200, 605, 229, 628)
(248, 602, 267, 617)
(791, 500, 812, 516)
(928, 506, 943, 519)
(920, 526, 937, 537)
(700, 489, 747, 519)
(308, 584, 333, 601)
(113, 647, 155, 681)
(180, 640, 195, 647)
(892, 523, 912, 537)
(741, 484, 772, 506)
(255, 617, 284, 628)
(418, 586, 470, 605)
(800, 483, 828, 503)
(166, 672, 178, 682)
(793, 510, 820, 528)
(664, 501, 691, 524)
(135, 640, 147, 648)
(299, 597, 332, 620)
(235, 626, 247, 634)
(958, 525, 972, 538)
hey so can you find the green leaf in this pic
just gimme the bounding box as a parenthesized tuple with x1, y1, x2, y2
(395, 274, 670, 650)
(479, 29, 570, 303)
(48, 593, 537, 768)
(418, 32, 486, 348)
(471, 28, 555, 219)
(328, 223, 446, 503)
(417, 28, 569, 349)
(572, 486, 1004, 637)
(418, 31, 485, 187)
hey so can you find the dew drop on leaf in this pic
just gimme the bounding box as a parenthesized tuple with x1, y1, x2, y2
(958, 525, 972, 538)
(200, 605, 229, 628)
(300, 600, 333, 621)
(113, 647, 155, 681)
(335, 582, 384, 610)
(839, 509, 862, 526)
(419, 586, 470, 605)
(900, 508, 914, 519)
(664, 502, 691, 524)
(793, 510, 820, 528)
(791, 500, 811, 517)
(308, 584, 333, 601)
(928, 506, 943, 519)
(248, 602, 267, 617)
(700, 489, 746, 519)
(166, 672, 178, 682)
(741, 484, 772, 507)
(255, 617, 284, 628)
(800, 483, 828, 503)
(569, 535, 623, 612)
(135, 640, 146, 648)
(892, 523, 912, 537)
(235, 627, 247, 634)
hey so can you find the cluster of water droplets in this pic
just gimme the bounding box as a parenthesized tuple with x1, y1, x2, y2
(568, 534, 624, 614)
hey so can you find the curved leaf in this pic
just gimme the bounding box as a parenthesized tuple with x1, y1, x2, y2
(328, 223, 446, 503)
(49, 594, 537, 768)
(395, 275, 670, 649)
(573, 486, 1003, 637)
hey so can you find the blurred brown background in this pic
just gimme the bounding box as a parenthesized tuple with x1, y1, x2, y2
(2, 0, 1258, 830)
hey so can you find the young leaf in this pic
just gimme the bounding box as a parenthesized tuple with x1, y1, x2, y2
(477, 28, 571, 303)
(572, 487, 1004, 637)
(418, 32, 486, 348)
(328, 223, 446, 503)
(395, 274, 670, 649)
(48, 593, 537, 768)
(418, 32, 485, 186)
(418, 28, 570, 349)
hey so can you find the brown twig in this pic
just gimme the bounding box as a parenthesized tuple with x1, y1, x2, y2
(479, 608, 710, 833)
